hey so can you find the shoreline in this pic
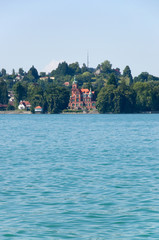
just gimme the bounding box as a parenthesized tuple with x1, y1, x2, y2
(0, 110, 32, 114)
(0, 110, 159, 114)
(0, 111, 99, 114)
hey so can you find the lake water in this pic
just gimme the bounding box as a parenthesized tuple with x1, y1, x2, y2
(1, 114, 159, 239)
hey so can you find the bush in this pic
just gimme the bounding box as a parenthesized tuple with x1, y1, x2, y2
(7, 104, 15, 110)
(63, 109, 83, 113)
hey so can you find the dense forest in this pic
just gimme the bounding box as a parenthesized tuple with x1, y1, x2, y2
(1, 60, 159, 113)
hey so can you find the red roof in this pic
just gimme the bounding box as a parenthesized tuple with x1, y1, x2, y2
(0, 104, 8, 108)
(81, 89, 89, 93)
(20, 100, 31, 106)
(23, 101, 31, 106)
(80, 89, 94, 94)
(64, 82, 69, 86)
(35, 106, 42, 109)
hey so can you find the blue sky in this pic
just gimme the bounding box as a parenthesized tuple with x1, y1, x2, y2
(1, 0, 159, 77)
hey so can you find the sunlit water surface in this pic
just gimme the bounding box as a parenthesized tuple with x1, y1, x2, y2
(1, 114, 159, 239)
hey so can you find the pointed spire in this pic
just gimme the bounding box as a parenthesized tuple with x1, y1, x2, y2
(89, 87, 92, 98)
(73, 75, 77, 84)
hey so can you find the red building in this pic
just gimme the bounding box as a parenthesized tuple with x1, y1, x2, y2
(69, 78, 96, 110)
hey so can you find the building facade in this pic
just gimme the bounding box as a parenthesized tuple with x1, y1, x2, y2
(18, 100, 31, 110)
(35, 106, 43, 113)
(69, 78, 96, 110)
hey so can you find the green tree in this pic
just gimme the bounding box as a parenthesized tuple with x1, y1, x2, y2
(135, 72, 149, 82)
(12, 69, 15, 76)
(27, 66, 39, 82)
(19, 68, 25, 76)
(133, 82, 153, 111)
(13, 82, 28, 105)
(123, 66, 133, 85)
(151, 84, 159, 111)
(52, 62, 70, 76)
(0, 79, 8, 104)
(96, 85, 115, 113)
(81, 63, 88, 73)
(134, 72, 159, 83)
(107, 73, 117, 86)
(75, 72, 93, 87)
(113, 83, 136, 113)
(1, 68, 6, 76)
(28, 84, 43, 100)
(69, 62, 81, 75)
(82, 81, 92, 90)
(40, 72, 46, 77)
(93, 77, 105, 93)
(27, 84, 44, 112)
(113, 68, 121, 76)
(97, 82, 136, 113)
(101, 60, 112, 74)
(44, 85, 70, 113)
(7, 104, 15, 110)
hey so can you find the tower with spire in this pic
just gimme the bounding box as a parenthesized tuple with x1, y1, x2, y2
(72, 75, 78, 91)
(68, 76, 96, 110)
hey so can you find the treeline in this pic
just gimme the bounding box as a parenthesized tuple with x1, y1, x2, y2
(13, 82, 70, 113)
(0, 66, 70, 113)
(1, 60, 159, 113)
(97, 75, 159, 113)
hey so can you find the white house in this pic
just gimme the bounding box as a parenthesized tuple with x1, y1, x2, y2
(18, 100, 31, 110)
(18, 101, 25, 110)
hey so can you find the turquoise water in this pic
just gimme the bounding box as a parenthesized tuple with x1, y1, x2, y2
(1, 114, 159, 239)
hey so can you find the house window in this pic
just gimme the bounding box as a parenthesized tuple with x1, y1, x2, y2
(72, 104, 75, 106)
(76, 104, 79, 106)
(76, 98, 79, 102)
(80, 103, 83, 106)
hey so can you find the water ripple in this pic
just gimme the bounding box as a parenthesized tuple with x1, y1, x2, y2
(0, 114, 159, 239)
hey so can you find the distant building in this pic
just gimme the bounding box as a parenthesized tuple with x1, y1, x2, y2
(23, 101, 31, 110)
(0, 104, 7, 111)
(64, 82, 70, 86)
(9, 98, 14, 105)
(18, 101, 25, 110)
(39, 76, 48, 81)
(18, 100, 31, 110)
(68, 77, 96, 110)
(39, 76, 55, 81)
(35, 106, 43, 113)
(8, 91, 14, 98)
(94, 69, 101, 75)
(8, 91, 15, 105)
(15, 74, 24, 81)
